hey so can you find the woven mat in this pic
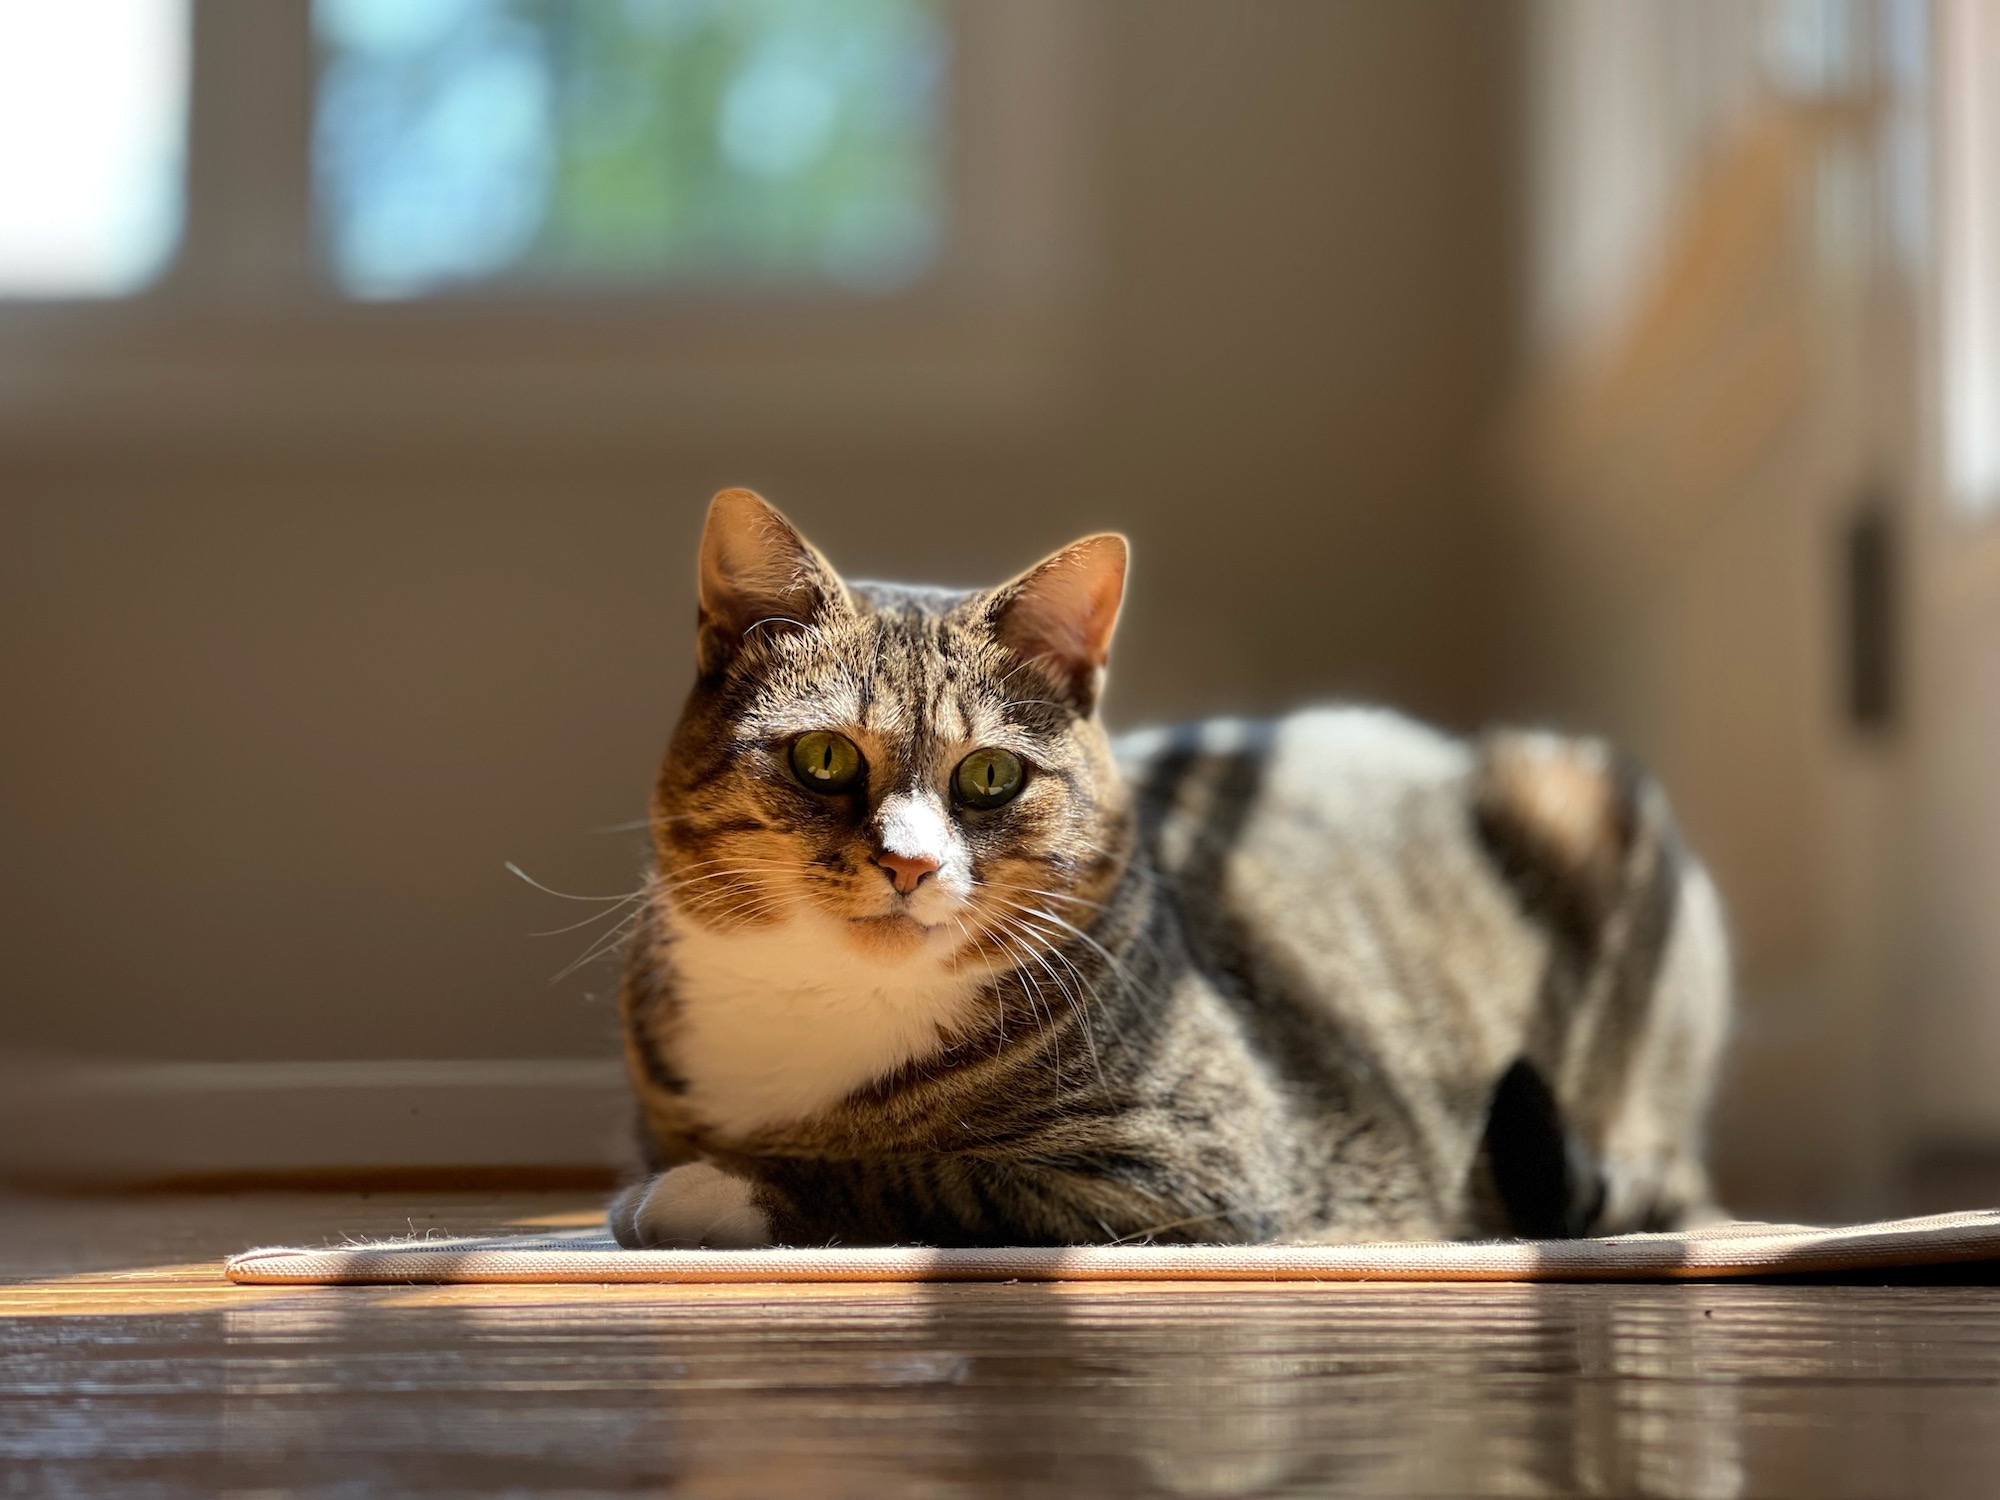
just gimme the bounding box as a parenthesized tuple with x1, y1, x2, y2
(226, 1208, 2000, 1285)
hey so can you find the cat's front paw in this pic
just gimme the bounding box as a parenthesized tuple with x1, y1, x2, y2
(609, 1163, 773, 1249)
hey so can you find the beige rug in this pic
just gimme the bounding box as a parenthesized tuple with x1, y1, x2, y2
(227, 1208, 2000, 1285)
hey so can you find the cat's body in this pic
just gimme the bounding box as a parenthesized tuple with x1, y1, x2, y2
(611, 492, 1728, 1248)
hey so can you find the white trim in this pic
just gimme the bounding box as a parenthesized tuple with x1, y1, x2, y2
(0, 1054, 631, 1184)
(0, 293, 1087, 452)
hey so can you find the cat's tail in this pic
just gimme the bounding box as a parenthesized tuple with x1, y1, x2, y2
(1473, 729, 1731, 1236)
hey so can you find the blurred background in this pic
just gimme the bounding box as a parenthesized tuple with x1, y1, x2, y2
(1, 0, 1995, 1222)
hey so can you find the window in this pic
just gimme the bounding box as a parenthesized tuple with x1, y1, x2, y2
(0, 0, 190, 298)
(0, 2, 1085, 446)
(312, 0, 948, 299)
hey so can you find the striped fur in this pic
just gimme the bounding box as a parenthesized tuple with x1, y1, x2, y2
(613, 492, 1729, 1247)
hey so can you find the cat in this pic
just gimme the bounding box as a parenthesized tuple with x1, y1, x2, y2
(608, 488, 1729, 1249)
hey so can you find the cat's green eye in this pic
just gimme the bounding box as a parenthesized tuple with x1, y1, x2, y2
(790, 732, 864, 794)
(955, 747, 1026, 809)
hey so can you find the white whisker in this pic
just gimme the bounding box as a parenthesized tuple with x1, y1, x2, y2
(977, 920, 1067, 1089)
(529, 892, 647, 939)
(552, 908, 647, 982)
(984, 907, 1109, 1093)
(505, 861, 645, 904)
(983, 895, 1138, 1058)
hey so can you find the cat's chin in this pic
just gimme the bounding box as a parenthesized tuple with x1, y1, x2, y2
(842, 911, 937, 959)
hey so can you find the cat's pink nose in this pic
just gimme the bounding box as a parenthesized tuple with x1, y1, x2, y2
(874, 851, 940, 894)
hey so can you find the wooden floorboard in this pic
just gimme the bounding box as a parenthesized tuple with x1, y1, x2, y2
(5, 1191, 2000, 1497)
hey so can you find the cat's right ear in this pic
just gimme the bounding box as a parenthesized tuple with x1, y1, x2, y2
(695, 489, 847, 675)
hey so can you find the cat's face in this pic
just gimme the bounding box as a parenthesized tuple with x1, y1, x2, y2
(650, 490, 1132, 969)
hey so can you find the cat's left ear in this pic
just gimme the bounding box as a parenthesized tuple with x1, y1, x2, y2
(990, 534, 1128, 713)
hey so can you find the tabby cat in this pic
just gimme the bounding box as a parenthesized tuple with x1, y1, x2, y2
(609, 489, 1729, 1248)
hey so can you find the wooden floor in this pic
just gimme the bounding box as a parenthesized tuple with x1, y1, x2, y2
(5, 1191, 2000, 1498)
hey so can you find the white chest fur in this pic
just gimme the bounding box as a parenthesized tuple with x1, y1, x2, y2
(664, 909, 985, 1139)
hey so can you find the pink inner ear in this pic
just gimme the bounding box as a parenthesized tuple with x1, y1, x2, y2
(997, 535, 1127, 696)
(698, 489, 842, 637)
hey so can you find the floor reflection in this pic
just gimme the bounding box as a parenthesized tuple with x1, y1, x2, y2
(1561, 1293, 1744, 1500)
(921, 1282, 1745, 1498)
(194, 1280, 2000, 1497)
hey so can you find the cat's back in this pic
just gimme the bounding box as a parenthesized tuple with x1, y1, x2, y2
(1115, 705, 1480, 881)
(1115, 707, 1546, 1070)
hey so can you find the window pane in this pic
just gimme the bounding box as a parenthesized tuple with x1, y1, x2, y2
(313, 0, 947, 300)
(0, 0, 189, 298)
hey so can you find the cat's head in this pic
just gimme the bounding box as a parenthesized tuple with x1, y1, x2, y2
(650, 488, 1132, 967)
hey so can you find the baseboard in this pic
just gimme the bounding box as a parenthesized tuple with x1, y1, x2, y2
(0, 1054, 634, 1189)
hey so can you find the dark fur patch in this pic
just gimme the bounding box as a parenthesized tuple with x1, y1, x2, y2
(1481, 1058, 1605, 1239)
